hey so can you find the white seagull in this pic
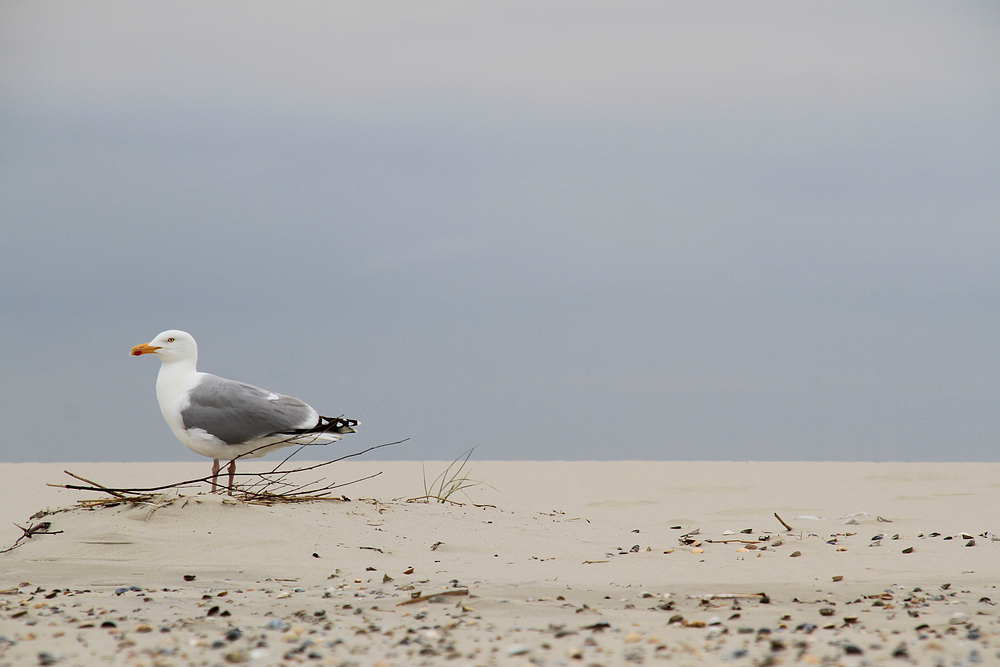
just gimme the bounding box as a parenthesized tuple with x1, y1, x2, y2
(131, 330, 358, 493)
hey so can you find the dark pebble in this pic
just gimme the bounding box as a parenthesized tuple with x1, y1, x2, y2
(225, 628, 242, 641)
(183, 575, 196, 582)
(210, 640, 226, 649)
(843, 644, 863, 654)
(114, 587, 128, 596)
(38, 653, 58, 666)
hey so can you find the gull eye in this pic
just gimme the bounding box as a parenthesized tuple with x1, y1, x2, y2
(166, 337, 175, 343)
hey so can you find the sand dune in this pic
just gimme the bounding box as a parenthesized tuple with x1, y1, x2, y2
(1, 461, 998, 665)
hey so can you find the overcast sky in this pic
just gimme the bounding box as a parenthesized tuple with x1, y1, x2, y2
(2, 2, 998, 463)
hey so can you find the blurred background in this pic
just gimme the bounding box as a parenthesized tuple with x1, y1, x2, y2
(2, 2, 998, 462)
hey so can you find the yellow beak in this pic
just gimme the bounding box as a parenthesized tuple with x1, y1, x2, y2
(130, 343, 161, 356)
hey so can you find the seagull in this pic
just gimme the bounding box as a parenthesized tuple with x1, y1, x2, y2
(130, 330, 358, 493)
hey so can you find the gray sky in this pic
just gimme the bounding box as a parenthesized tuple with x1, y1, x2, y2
(2, 2, 999, 463)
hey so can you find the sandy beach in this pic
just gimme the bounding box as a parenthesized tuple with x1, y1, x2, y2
(1, 460, 998, 666)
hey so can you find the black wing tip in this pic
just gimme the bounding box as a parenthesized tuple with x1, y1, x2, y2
(318, 414, 359, 434)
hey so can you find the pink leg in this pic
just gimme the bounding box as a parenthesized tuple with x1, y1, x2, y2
(227, 460, 236, 495)
(211, 459, 220, 493)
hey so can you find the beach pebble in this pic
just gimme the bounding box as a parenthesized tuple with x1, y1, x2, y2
(506, 644, 529, 656)
(949, 612, 969, 624)
(224, 649, 249, 663)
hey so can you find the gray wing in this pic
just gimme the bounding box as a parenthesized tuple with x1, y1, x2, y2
(181, 374, 316, 445)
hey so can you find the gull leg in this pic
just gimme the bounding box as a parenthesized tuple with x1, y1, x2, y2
(227, 460, 236, 495)
(211, 459, 220, 493)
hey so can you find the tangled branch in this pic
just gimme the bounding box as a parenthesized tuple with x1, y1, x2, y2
(48, 439, 408, 504)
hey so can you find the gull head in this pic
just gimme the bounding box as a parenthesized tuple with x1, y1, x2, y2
(130, 330, 198, 364)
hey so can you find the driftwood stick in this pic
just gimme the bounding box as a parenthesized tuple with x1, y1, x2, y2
(705, 539, 762, 545)
(774, 512, 793, 531)
(62, 471, 128, 498)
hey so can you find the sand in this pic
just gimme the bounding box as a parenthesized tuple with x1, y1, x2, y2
(1, 460, 998, 666)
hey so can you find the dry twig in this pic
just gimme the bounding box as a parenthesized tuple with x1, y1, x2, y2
(0, 521, 63, 554)
(49, 439, 407, 501)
